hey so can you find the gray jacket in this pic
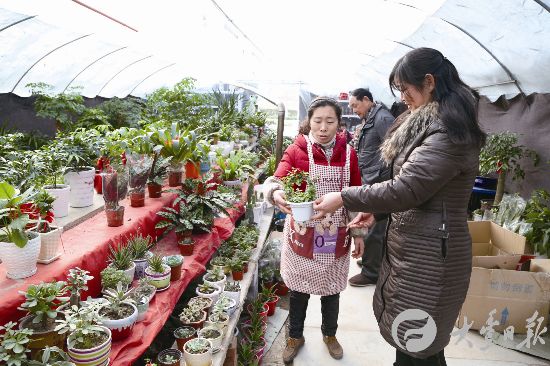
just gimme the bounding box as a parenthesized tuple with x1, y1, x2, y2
(355, 103, 394, 185)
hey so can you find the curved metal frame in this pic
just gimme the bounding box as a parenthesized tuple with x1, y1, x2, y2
(63, 46, 127, 92)
(11, 34, 91, 93)
(0, 15, 36, 33)
(532, 0, 550, 13)
(96, 55, 153, 96)
(127, 63, 176, 96)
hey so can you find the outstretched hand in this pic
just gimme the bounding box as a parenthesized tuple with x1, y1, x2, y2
(273, 190, 292, 215)
(311, 192, 344, 220)
(347, 212, 376, 230)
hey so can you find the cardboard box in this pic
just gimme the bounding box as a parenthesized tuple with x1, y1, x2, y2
(530, 259, 550, 273)
(457, 222, 549, 334)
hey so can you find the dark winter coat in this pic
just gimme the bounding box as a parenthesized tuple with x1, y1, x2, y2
(355, 103, 394, 185)
(341, 102, 478, 358)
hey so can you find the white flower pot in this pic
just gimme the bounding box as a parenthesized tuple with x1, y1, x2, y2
(44, 184, 70, 218)
(0, 233, 40, 279)
(203, 273, 226, 292)
(183, 338, 213, 366)
(100, 303, 138, 341)
(136, 297, 150, 322)
(36, 226, 62, 263)
(222, 289, 241, 306)
(198, 326, 223, 349)
(64, 167, 95, 208)
(288, 201, 314, 222)
(196, 284, 221, 304)
(122, 262, 136, 284)
(68, 326, 111, 366)
(204, 314, 229, 336)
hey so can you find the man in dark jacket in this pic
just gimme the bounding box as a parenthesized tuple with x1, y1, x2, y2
(348, 88, 394, 286)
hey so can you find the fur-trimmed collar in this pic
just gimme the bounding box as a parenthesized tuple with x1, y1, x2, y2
(380, 102, 440, 163)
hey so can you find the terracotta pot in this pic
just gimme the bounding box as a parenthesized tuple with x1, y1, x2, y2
(174, 326, 197, 352)
(185, 161, 200, 179)
(20, 316, 66, 361)
(265, 295, 280, 316)
(231, 270, 243, 281)
(275, 281, 289, 296)
(94, 171, 103, 194)
(168, 169, 183, 187)
(106, 206, 124, 227)
(179, 242, 195, 256)
(148, 183, 162, 198)
(170, 263, 183, 281)
(243, 262, 249, 274)
(130, 191, 145, 207)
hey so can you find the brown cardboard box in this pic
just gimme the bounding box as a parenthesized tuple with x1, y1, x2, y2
(457, 222, 550, 334)
(530, 259, 550, 273)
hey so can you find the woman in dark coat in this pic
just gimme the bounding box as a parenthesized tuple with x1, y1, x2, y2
(312, 48, 486, 366)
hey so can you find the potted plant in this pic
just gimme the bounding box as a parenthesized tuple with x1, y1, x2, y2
(183, 337, 213, 366)
(522, 189, 550, 257)
(203, 267, 226, 290)
(178, 304, 207, 330)
(17, 281, 68, 359)
(187, 296, 213, 312)
(126, 152, 153, 207)
(210, 255, 230, 275)
(259, 284, 279, 317)
(163, 254, 184, 281)
(229, 257, 244, 281)
(245, 325, 266, 361)
(479, 131, 539, 205)
(145, 254, 171, 290)
(223, 281, 241, 304)
(213, 293, 237, 317)
(127, 232, 154, 279)
(130, 293, 150, 322)
(102, 165, 125, 227)
(178, 237, 195, 256)
(237, 340, 260, 366)
(197, 326, 223, 351)
(246, 298, 269, 322)
(0, 181, 41, 279)
(147, 153, 170, 198)
(205, 309, 229, 336)
(37, 147, 71, 218)
(108, 242, 136, 283)
(156, 202, 211, 244)
(214, 150, 255, 187)
(99, 283, 138, 341)
(54, 302, 112, 366)
(66, 267, 94, 307)
(100, 266, 131, 293)
(61, 132, 97, 209)
(157, 348, 182, 366)
(173, 326, 196, 353)
(22, 190, 63, 263)
(132, 277, 157, 304)
(195, 282, 221, 303)
(0, 321, 34, 366)
(282, 168, 317, 222)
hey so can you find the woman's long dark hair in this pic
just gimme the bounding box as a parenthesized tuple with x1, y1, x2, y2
(389, 47, 486, 147)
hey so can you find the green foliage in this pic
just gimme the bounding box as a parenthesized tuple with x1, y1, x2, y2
(0, 181, 36, 247)
(282, 168, 316, 203)
(54, 302, 105, 349)
(66, 268, 94, 297)
(100, 266, 131, 290)
(197, 282, 217, 294)
(237, 341, 259, 366)
(147, 153, 171, 186)
(149, 123, 205, 165)
(223, 281, 241, 292)
(98, 97, 144, 129)
(126, 232, 153, 260)
(17, 281, 68, 330)
(147, 254, 167, 274)
(27, 345, 75, 366)
(108, 243, 133, 270)
(184, 337, 211, 354)
(163, 254, 183, 267)
(214, 150, 255, 181)
(101, 282, 136, 320)
(0, 321, 33, 366)
(174, 326, 195, 339)
(523, 189, 550, 256)
(179, 305, 205, 324)
(76, 108, 110, 130)
(205, 267, 225, 282)
(479, 131, 539, 179)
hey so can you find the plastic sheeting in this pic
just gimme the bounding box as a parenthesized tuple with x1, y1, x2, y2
(0, 1, 548, 104)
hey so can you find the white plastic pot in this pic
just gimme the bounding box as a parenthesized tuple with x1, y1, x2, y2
(64, 167, 95, 208)
(183, 338, 213, 366)
(203, 273, 226, 292)
(44, 185, 70, 218)
(288, 201, 314, 222)
(0, 233, 40, 279)
(198, 326, 223, 350)
(36, 226, 62, 263)
(122, 262, 136, 284)
(195, 284, 221, 304)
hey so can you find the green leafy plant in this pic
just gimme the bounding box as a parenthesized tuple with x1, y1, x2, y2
(0, 181, 37, 248)
(100, 266, 131, 290)
(237, 340, 259, 366)
(54, 302, 106, 349)
(224, 281, 241, 292)
(126, 232, 153, 260)
(147, 153, 171, 186)
(188, 296, 212, 310)
(28, 189, 56, 233)
(100, 283, 136, 320)
(479, 131, 539, 204)
(155, 201, 212, 237)
(178, 306, 205, 324)
(66, 268, 93, 307)
(27, 345, 75, 366)
(17, 281, 68, 331)
(522, 189, 550, 256)
(214, 150, 255, 181)
(174, 326, 195, 339)
(282, 168, 316, 203)
(147, 254, 168, 274)
(198, 327, 221, 340)
(197, 282, 217, 295)
(149, 123, 204, 167)
(108, 243, 133, 270)
(98, 96, 144, 129)
(0, 321, 33, 366)
(259, 283, 277, 303)
(229, 257, 244, 272)
(204, 267, 225, 282)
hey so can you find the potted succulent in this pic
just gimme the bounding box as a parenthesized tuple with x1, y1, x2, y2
(132, 277, 157, 304)
(0, 321, 34, 366)
(205, 309, 229, 336)
(108, 242, 136, 283)
(147, 153, 170, 198)
(197, 326, 222, 351)
(210, 255, 230, 275)
(203, 267, 226, 290)
(99, 283, 138, 341)
(173, 326, 196, 353)
(178, 237, 195, 257)
(23, 190, 63, 263)
(187, 296, 213, 312)
(66, 267, 94, 307)
(213, 293, 237, 317)
(163, 254, 184, 281)
(479, 131, 539, 205)
(0, 181, 40, 279)
(17, 281, 69, 359)
(129, 278, 156, 322)
(195, 282, 221, 304)
(127, 232, 154, 279)
(229, 257, 244, 281)
(145, 254, 171, 290)
(222, 281, 241, 304)
(237, 341, 260, 366)
(245, 325, 266, 361)
(183, 337, 213, 366)
(282, 168, 317, 222)
(100, 266, 131, 293)
(54, 302, 112, 366)
(126, 152, 153, 207)
(178, 304, 207, 330)
(157, 348, 182, 366)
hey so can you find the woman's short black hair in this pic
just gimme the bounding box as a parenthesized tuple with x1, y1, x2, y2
(299, 96, 343, 135)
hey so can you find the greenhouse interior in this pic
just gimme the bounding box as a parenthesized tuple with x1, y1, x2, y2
(0, 1, 549, 365)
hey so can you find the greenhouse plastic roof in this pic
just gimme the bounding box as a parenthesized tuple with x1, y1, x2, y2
(0, 0, 548, 104)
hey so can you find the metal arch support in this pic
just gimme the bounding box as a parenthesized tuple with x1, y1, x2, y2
(0, 15, 36, 33)
(441, 19, 524, 95)
(11, 34, 92, 93)
(63, 46, 127, 93)
(390, 40, 414, 49)
(96, 55, 153, 96)
(128, 63, 176, 96)
(532, 0, 550, 13)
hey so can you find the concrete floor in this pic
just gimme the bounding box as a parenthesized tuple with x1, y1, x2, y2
(261, 237, 549, 365)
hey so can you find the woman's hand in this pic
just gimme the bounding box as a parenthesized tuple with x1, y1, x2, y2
(347, 212, 376, 230)
(311, 192, 344, 219)
(351, 236, 364, 259)
(273, 190, 292, 215)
